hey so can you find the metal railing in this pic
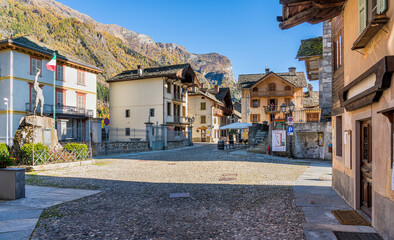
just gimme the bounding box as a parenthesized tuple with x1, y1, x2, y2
(104, 127, 148, 142)
(168, 131, 187, 141)
(2, 148, 92, 166)
(292, 108, 321, 123)
(263, 105, 281, 113)
(251, 90, 294, 98)
(25, 103, 94, 117)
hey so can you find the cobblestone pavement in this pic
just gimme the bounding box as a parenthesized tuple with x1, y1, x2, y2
(27, 144, 309, 239)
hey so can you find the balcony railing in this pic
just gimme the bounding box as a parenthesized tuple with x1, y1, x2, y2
(26, 103, 94, 118)
(263, 105, 281, 113)
(251, 90, 294, 98)
(173, 93, 185, 101)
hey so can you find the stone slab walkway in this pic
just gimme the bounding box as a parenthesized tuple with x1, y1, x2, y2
(0, 185, 100, 240)
(294, 161, 378, 240)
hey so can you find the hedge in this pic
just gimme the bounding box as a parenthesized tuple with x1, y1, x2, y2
(64, 143, 89, 159)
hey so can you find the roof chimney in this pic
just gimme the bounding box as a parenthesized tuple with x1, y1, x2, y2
(200, 83, 204, 89)
(214, 85, 220, 94)
(137, 65, 143, 76)
(265, 68, 270, 74)
(289, 67, 296, 73)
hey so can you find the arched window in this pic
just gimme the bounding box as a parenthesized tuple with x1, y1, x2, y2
(284, 86, 291, 91)
(252, 87, 258, 92)
(268, 83, 276, 91)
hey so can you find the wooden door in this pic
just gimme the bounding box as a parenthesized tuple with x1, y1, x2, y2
(360, 120, 372, 217)
(201, 129, 207, 142)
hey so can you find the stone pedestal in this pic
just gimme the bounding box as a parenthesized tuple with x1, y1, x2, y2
(0, 168, 25, 200)
(13, 115, 60, 150)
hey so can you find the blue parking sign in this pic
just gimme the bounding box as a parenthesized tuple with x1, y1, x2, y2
(287, 126, 294, 135)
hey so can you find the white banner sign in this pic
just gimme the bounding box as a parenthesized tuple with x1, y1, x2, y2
(272, 130, 286, 152)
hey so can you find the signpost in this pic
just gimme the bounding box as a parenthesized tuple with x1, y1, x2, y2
(288, 117, 293, 125)
(287, 126, 294, 136)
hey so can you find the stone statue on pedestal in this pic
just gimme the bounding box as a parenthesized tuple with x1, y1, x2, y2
(33, 68, 44, 116)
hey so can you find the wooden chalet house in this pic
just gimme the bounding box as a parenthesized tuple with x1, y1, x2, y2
(239, 67, 309, 124)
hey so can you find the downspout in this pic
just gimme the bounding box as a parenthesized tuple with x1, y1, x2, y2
(163, 77, 166, 125)
(9, 50, 13, 145)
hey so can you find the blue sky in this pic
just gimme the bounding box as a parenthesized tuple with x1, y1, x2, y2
(58, 0, 322, 89)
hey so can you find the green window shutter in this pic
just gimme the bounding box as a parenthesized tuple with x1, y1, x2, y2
(378, 0, 388, 14)
(359, 0, 367, 35)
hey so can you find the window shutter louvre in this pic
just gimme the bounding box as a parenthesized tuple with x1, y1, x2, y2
(257, 114, 260, 122)
(250, 100, 253, 108)
(267, 99, 270, 106)
(275, 99, 278, 106)
(257, 99, 260, 107)
(359, 0, 367, 35)
(250, 115, 253, 122)
(378, 0, 388, 14)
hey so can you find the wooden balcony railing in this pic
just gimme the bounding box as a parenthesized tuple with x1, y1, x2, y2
(251, 90, 294, 98)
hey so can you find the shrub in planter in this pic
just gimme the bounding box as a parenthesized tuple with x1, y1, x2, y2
(0, 143, 14, 168)
(20, 143, 49, 165)
(64, 143, 89, 160)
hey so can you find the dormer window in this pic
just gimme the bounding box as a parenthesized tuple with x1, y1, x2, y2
(284, 86, 291, 91)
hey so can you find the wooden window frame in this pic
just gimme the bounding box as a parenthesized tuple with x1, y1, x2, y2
(125, 109, 130, 118)
(150, 108, 155, 117)
(55, 88, 67, 107)
(167, 83, 172, 94)
(30, 56, 42, 76)
(56, 65, 65, 81)
(284, 98, 291, 106)
(201, 115, 206, 124)
(336, 116, 343, 157)
(252, 87, 258, 92)
(201, 102, 206, 110)
(252, 99, 260, 108)
(76, 92, 86, 109)
(268, 83, 276, 91)
(77, 70, 86, 86)
(182, 106, 186, 118)
(333, 32, 343, 71)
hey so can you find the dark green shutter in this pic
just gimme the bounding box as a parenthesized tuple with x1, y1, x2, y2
(359, 0, 367, 35)
(378, 0, 388, 14)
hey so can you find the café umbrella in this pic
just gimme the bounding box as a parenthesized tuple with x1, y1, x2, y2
(219, 122, 252, 130)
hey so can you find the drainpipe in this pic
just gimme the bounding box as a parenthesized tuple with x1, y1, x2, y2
(211, 105, 214, 142)
(9, 50, 13, 146)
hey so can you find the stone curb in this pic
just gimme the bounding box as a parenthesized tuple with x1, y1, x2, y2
(25, 160, 96, 171)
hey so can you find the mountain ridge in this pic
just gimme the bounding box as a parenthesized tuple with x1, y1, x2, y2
(0, 0, 240, 117)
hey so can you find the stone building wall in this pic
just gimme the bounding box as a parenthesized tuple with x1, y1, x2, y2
(92, 141, 149, 156)
(293, 122, 332, 160)
(320, 21, 333, 121)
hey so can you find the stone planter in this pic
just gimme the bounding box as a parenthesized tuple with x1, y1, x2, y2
(0, 168, 25, 200)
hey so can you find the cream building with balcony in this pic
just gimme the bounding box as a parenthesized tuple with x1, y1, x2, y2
(188, 86, 233, 143)
(239, 67, 308, 124)
(107, 64, 198, 141)
(0, 37, 102, 144)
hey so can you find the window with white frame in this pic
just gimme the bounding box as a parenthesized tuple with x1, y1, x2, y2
(77, 95, 85, 109)
(77, 71, 86, 85)
(31, 58, 41, 75)
(56, 65, 64, 81)
(56, 92, 64, 107)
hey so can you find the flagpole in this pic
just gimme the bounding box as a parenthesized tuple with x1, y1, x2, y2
(53, 52, 56, 128)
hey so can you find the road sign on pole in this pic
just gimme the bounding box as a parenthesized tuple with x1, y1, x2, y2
(288, 117, 294, 125)
(104, 118, 110, 126)
(287, 126, 294, 136)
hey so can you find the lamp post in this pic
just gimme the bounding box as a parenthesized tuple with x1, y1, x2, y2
(3, 98, 8, 146)
(281, 101, 295, 158)
(186, 116, 195, 146)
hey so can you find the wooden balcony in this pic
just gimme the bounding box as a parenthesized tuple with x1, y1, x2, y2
(251, 90, 294, 98)
(213, 108, 223, 116)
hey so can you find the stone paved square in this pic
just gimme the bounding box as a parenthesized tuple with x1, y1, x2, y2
(26, 144, 309, 239)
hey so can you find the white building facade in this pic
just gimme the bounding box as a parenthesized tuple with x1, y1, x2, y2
(0, 37, 102, 144)
(107, 64, 198, 141)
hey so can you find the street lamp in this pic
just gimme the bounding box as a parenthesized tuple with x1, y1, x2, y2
(280, 103, 287, 115)
(3, 98, 9, 146)
(289, 101, 295, 112)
